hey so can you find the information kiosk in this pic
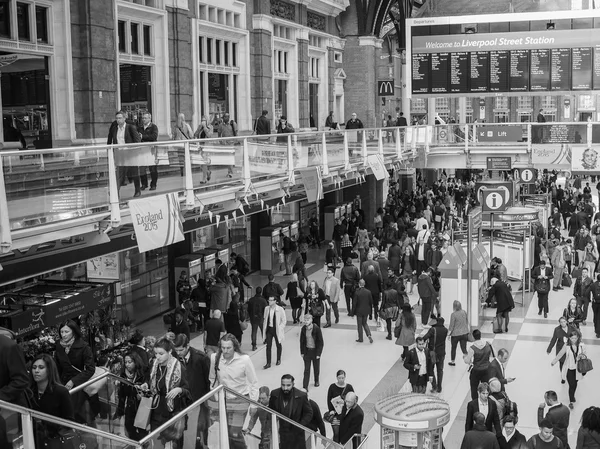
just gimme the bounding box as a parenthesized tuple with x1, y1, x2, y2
(259, 226, 282, 274)
(375, 393, 450, 449)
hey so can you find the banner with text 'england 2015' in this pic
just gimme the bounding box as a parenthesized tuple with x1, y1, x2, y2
(130, 193, 184, 252)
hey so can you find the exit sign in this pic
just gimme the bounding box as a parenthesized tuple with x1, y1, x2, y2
(478, 126, 522, 142)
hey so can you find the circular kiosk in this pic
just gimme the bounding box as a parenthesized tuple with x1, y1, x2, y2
(374, 393, 450, 449)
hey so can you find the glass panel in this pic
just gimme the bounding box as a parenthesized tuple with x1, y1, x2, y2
(245, 135, 288, 182)
(3, 409, 23, 448)
(208, 73, 229, 122)
(131, 23, 139, 54)
(345, 128, 364, 163)
(2, 148, 111, 231)
(232, 42, 237, 67)
(382, 127, 398, 154)
(199, 36, 204, 62)
(118, 20, 126, 52)
(143, 25, 151, 56)
(207, 38, 212, 64)
(0, 0, 10, 38)
(31, 413, 140, 449)
(35, 6, 48, 43)
(325, 130, 345, 168)
(215, 39, 221, 65)
(16, 2, 29, 41)
(116, 142, 186, 207)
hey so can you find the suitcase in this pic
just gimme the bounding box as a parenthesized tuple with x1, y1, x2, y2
(492, 316, 503, 333)
(562, 272, 573, 287)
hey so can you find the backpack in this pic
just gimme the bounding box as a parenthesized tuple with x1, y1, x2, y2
(309, 299, 324, 317)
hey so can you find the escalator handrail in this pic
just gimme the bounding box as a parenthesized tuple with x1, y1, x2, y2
(138, 385, 344, 448)
(0, 397, 142, 447)
(69, 369, 139, 395)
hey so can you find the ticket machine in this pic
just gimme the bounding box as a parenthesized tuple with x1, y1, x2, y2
(207, 245, 231, 267)
(324, 204, 342, 241)
(260, 226, 282, 274)
(279, 220, 299, 240)
(174, 254, 204, 283)
(192, 249, 218, 279)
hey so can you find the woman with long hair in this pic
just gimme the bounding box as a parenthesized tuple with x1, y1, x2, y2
(394, 304, 416, 360)
(577, 406, 600, 449)
(115, 352, 149, 440)
(448, 300, 470, 366)
(54, 320, 95, 424)
(563, 297, 585, 329)
(30, 354, 74, 445)
(141, 338, 190, 448)
(326, 370, 355, 443)
(400, 246, 416, 294)
(552, 330, 588, 409)
(286, 273, 305, 324)
(547, 316, 571, 380)
(305, 280, 326, 328)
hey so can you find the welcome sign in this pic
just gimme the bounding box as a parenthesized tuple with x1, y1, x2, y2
(130, 193, 184, 252)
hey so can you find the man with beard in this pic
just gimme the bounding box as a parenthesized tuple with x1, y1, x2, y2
(268, 374, 313, 449)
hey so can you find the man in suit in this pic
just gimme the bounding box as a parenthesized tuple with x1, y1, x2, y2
(300, 388, 326, 437)
(351, 279, 373, 343)
(537, 390, 570, 449)
(461, 412, 500, 449)
(107, 110, 143, 197)
(574, 267, 593, 325)
(465, 382, 501, 435)
(323, 268, 341, 327)
(403, 336, 431, 393)
(339, 392, 364, 449)
(138, 112, 159, 191)
(247, 287, 268, 351)
(422, 317, 448, 393)
(300, 314, 324, 390)
(360, 252, 382, 280)
(255, 109, 271, 135)
(174, 334, 210, 447)
(262, 297, 286, 369)
(531, 260, 553, 318)
(362, 265, 382, 320)
(487, 278, 515, 333)
(417, 268, 438, 325)
(268, 374, 313, 449)
(0, 329, 30, 447)
(488, 348, 515, 393)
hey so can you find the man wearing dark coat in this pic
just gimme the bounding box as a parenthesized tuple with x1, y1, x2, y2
(256, 110, 271, 135)
(461, 412, 500, 449)
(417, 269, 437, 325)
(487, 278, 515, 333)
(351, 280, 373, 343)
(268, 374, 313, 449)
(107, 110, 143, 197)
(339, 392, 364, 449)
(465, 382, 502, 435)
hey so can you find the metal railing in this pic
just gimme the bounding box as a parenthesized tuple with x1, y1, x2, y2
(1, 121, 598, 253)
(7, 370, 347, 449)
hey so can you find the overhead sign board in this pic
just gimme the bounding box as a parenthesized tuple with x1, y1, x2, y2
(487, 157, 512, 170)
(482, 188, 509, 212)
(514, 168, 538, 183)
(475, 181, 514, 208)
(378, 80, 395, 96)
(478, 126, 522, 143)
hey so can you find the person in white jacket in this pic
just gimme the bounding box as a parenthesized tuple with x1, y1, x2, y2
(263, 297, 287, 369)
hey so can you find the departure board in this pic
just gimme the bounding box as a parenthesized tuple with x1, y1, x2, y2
(509, 50, 529, 92)
(410, 26, 600, 95)
(572, 47, 593, 90)
(470, 52, 489, 92)
(412, 53, 430, 94)
(530, 49, 550, 91)
(431, 53, 450, 93)
(551, 48, 571, 91)
(450, 52, 468, 93)
(489, 50, 509, 92)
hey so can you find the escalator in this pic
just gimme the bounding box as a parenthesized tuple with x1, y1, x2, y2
(4, 371, 368, 449)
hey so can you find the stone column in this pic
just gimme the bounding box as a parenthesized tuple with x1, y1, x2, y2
(343, 36, 382, 128)
(70, 0, 118, 141)
(166, 4, 193, 124)
(250, 15, 274, 123)
(297, 28, 310, 128)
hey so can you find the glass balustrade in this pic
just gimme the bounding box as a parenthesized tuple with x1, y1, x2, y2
(1, 122, 598, 243)
(2, 147, 110, 230)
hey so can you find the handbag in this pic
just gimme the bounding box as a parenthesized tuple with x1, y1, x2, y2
(134, 395, 157, 430)
(571, 267, 582, 279)
(44, 428, 84, 449)
(429, 327, 437, 364)
(534, 278, 550, 294)
(239, 320, 249, 331)
(467, 331, 475, 342)
(577, 354, 593, 374)
(83, 367, 108, 396)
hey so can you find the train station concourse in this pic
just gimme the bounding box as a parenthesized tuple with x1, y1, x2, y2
(0, 0, 600, 448)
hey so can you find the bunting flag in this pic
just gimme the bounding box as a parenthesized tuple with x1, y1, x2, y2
(197, 202, 204, 217)
(282, 196, 286, 206)
(215, 214, 221, 226)
(260, 199, 265, 209)
(238, 203, 245, 214)
(208, 210, 213, 222)
(232, 211, 237, 222)
(243, 196, 250, 207)
(225, 215, 229, 227)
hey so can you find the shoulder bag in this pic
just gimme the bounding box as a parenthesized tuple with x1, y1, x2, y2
(577, 352, 593, 375)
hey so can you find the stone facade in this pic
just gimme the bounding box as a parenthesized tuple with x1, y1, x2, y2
(166, 6, 193, 126)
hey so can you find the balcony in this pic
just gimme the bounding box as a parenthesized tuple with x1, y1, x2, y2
(0, 121, 598, 254)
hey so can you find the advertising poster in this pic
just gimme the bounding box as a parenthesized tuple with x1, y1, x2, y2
(130, 193, 184, 253)
(571, 144, 600, 172)
(531, 143, 571, 168)
(87, 253, 120, 280)
(367, 155, 389, 180)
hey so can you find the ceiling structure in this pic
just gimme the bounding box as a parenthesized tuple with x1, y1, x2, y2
(359, 0, 576, 50)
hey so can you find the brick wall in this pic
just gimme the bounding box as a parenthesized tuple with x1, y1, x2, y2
(343, 36, 378, 127)
(297, 38, 310, 128)
(70, 0, 119, 141)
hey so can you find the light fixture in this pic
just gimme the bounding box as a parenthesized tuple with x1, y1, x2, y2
(546, 21, 555, 30)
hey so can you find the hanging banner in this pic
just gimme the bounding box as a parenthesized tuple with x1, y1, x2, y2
(301, 167, 323, 203)
(130, 193, 184, 252)
(571, 144, 600, 172)
(367, 154, 388, 180)
(247, 142, 289, 174)
(531, 143, 571, 168)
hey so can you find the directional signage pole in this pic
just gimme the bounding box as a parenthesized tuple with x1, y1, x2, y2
(466, 206, 482, 330)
